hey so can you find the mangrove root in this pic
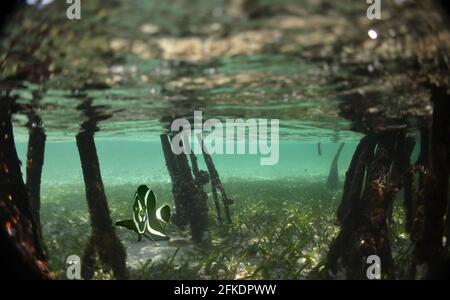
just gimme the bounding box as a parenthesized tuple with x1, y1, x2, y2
(25, 109, 46, 248)
(326, 143, 345, 191)
(160, 133, 209, 243)
(328, 132, 405, 279)
(76, 99, 128, 280)
(198, 135, 233, 224)
(160, 134, 190, 227)
(0, 93, 51, 279)
(414, 85, 450, 278)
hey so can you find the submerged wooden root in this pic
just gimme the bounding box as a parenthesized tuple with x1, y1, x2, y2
(326, 143, 345, 191)
(410, 128, 429, 240)
(210, 182, 223, 225)
(367, 136, 395, 275)
(329, 137, 375, 273)
(199, 137, 232, 224)
(393, 136, 416, 232)
(25, 110, 46, 252)
(175, 141, 209, 243)
(190, 152, 221, 226)
(190, 153, 212, 231)
(328, 133, 399, 279)
(160, 134, 189, 227)
(414, 85, 450, 278)
(76, 130, 128, 280)
(337, 136, 376, 224)
(81, 235, 96, 279)
(161, 133, 209, 242)
(0, 94, 51, 279)
(330, 85, 450, 279)
(407, 127, 430, 278)
(384, 133, 415, 222)
(80, 229, 129, 279)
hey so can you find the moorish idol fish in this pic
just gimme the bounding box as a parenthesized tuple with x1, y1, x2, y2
(115, 185, 171, 242)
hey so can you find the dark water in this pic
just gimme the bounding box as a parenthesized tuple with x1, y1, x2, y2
(1, 0, 449, 279)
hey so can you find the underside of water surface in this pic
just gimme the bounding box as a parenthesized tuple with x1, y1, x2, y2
(0, 0, 449, 280)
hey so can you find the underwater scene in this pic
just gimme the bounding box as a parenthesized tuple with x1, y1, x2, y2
(0, 0, 450, 282)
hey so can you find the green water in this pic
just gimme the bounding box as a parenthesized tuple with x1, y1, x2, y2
(13, 140, 358, 279)
(15, 141, 356, 186)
